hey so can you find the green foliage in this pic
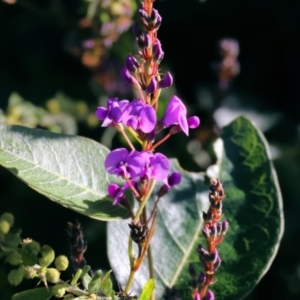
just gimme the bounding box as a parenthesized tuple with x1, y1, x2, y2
(107, 117, 283, 299)
(0, 124, 130, 221)
(12, 288, 53, 300)
(140, 279, 155, 300)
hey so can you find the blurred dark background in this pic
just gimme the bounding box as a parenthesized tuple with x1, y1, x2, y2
(1, 0, 300, 299)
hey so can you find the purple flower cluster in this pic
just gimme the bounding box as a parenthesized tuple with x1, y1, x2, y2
(95, 1, 200, 206)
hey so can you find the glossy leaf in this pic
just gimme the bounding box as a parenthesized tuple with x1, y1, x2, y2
(107, 116, 283, 299)
(0, 124, 129, 221)
(12, 287, 53, 300)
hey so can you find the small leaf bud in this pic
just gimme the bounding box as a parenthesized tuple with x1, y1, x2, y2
(6, 250, 22, 266)
(46, 268, 60, 283)
(55, 255, 69, 271)
(0, 212, 14, 227)
(52, 284, 67, 298)
(0, 220, 10, 234)
(7, 267, 24, 286)
(39, 245, 55, 267)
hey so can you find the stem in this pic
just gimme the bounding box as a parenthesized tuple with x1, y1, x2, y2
(147, 244, 155, 300)
(134, 179, 156, 222)
(120, 129, 135, 150)
(123, 268, 137, 294)
(151, 133, 171, 150)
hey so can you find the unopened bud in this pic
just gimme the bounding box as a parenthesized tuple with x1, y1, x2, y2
(210, 224, 217, 238)
(126, 54, 140, 73)
(52, 284, 67, 298)
(55, 255, 69, 271)
(1, 212, 14, 227)
(0, 220, 10, 234)
(214, 256, 221, 270)
(128, 221, 148, 245)
(146, 77, 158, 93)
(198, 272, 206, 286)
(46, 268, 60, 283)
(153, 40, 164, 64)
(202, 211, 213, 224)
(204, 290, 215, 300)
(216, 222, 222, 235)
(188, 263, 197, 278)
(202, 226, 210, 239)
(158, 72, 173, 88)
(137, 33, 151, 49)
(23, 266, 37, 279)
(120, 67, 142, 90)
(221, 220, 229, 235)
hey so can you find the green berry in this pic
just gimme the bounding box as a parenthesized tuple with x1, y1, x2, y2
(55, 255, 69, 271)
(52, 284, 67, 298)
(0, 220, 10, 235)
(39, 245, 55, 267)
(0, 212, 14, 226)
(45, 268, 60, 283)
(7, 267, 24, 286)
(6, 250, 22, 266)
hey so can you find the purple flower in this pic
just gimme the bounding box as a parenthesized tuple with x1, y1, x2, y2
(158, 171, 181, 196)
(105, 148, 148, 179)
(142, 152, 170, 181)
(96, 98, 129, 127)
(161, 95, 200, 135)
(108, 182, 136, 205)
(204, 290, 215, 300)
(194, 293, 201, 300)
(122, 100, 157, 133)
(161, 95, 189, 135)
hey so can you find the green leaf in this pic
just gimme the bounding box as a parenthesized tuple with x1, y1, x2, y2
(0, 124, 129, 221)
(12, 287, 53, 300)
(107, 159, 209, 298)
(204, 116, 284, 299)
(71, 269, 82, 286)
(100, 270, 113, 296)
(107, 116, 283, 299)
(140, 279, 155, 300)
(88, 269, 102, 293)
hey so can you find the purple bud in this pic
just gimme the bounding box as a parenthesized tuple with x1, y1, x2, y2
(138, 7, 149, 23)
(221, 220, 229, 235)
(126, 54, 140, 73)
(198, 272, 206, 286)
(132, 24, 142, 37)
(146, 77, 158, 93)
(214, 255, 221, 270)
(158, 72, 173, 88)
(187, 116, 200, 129)
(157, 171, 181, 197)
(188, 263, 197, 278)
(202, 211, 213, 223)
(194, 293, 201, 300)
(210, 224, 217, 238)
(216, 222, 222, 235)
(204, 290, 215, 300)
(208, 249, 219, 264)
(202, 226, 210, 239)
(120, 66, 142, 90)
(150, 9, 162, 30)
(137, 33, 151, 49)
(153, 40, 164, 63)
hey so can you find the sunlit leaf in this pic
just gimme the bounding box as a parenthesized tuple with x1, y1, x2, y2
(140, 279, 155, 300)
(0, 125, 129, 221)
(107, 116, 283, 299)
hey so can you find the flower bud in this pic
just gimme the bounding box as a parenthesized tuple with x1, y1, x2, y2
(8, 267, 24, 286)
(146, 77, 158, 93)
(132, 24, 142, 38)
(153, 40, 164, 64)
(23, 266, 37, 279)
(39, 245, 55, 268)
(158, 72, 173, 88)
(187, 116, 200, 129)
(221, 220, 229, 235)
(52, 284, 67, 298)
(0, 220, 10, 234)
(128, 221, 148, 245)
(204, 290, 215, 300)
(188, 263, 197, 279)
(0, 212, 14, 227)
(150, 9, 162, 30)
(198, 272, 206, 286)
(126, 54, 140, 73)
(55, 255, 69, 271)
(214, 255, 222, 270)
(120, 67, 142, 90)
(202, 226, 210, 240)
(202, 211, 213, 224)
(46, 268, 60, 283)
(209, 224, 217, 238)
(6, 250, 22, 266)
(137, 33, 151, 49)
